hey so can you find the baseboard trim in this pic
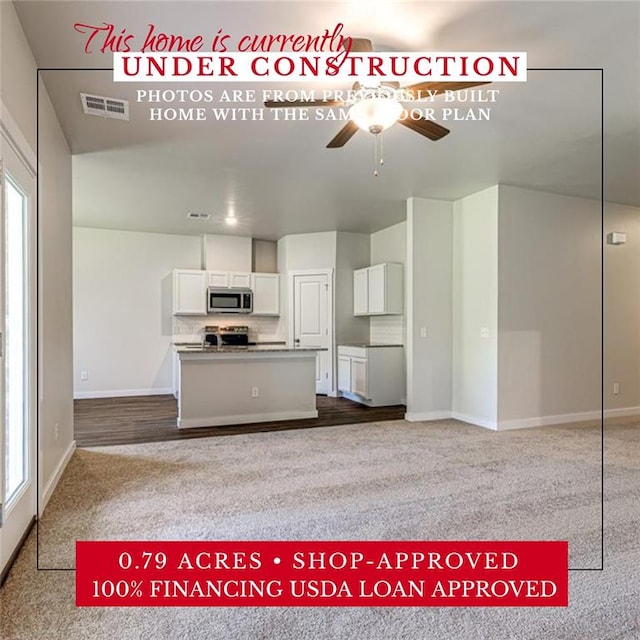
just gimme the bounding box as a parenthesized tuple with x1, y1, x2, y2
(405, 411, 452, 422)
(497, 406, 640, 430)
(74, 388, 173, 400)
(40, 440, 76, 516)
(178, 409, 318, 429)
(603, 406, 640, 419)
(451, 412, 498, 430)
(376, 405, 640, 431)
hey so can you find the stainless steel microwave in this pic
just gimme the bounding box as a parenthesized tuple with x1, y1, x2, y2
(207, 287, 252, 314)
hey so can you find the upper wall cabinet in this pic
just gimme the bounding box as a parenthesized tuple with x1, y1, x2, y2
(173, 269, 278, 316)
(353, 263, 403, 316)
(353, 268, 369, 316)
(251, 273, 280, 316)
(173, 270, 207, 315)
(207, 271, 251, 288)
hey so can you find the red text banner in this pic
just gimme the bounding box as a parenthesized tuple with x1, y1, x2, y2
(76, 540, 568, 607)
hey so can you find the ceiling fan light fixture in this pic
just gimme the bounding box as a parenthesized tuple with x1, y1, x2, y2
(349, 97, 404, 134)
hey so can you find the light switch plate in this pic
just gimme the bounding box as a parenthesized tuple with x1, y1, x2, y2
(480, 328, 490, 339)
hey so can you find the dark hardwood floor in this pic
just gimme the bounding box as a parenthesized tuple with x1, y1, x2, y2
(74, 395, 406, 447)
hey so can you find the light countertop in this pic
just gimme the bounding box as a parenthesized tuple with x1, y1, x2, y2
(175, 344, 325, 354)
(338, 342, 403, 348)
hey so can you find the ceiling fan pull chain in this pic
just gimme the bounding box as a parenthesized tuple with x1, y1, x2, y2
(373, 135, 379, 177)
(380, 132, 385, 166)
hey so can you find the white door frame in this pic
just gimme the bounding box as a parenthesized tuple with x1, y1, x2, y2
(287, 269, 336, 397)
(0, 101, 39, 579)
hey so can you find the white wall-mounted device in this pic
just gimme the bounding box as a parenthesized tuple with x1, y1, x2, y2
(607, 232, 627, 245)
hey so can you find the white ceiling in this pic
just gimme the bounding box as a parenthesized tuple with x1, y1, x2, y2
(14, 1, 640, 240)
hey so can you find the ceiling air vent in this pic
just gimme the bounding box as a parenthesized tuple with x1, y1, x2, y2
(80, 93, 129, 121)
(187, 212, 211, 220)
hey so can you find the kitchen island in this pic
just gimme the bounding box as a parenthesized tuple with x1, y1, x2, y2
(174, 345, 323, 428)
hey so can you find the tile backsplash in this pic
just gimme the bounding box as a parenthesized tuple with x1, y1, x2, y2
(173, 315, 285, 344)
(174, 314, 405, 346)
(370, 315, 405, 345)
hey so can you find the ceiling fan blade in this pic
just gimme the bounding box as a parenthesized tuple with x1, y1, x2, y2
(265, 99, 344, 108)
(326, 121, 360, 148)
(345, 37, 373, 52)
(401, 81, 491, 99)
(398, 114, 450, 141)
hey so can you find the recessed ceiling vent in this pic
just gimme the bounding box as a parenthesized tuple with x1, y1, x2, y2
(187, 212, 211, 220)
(80, 93, 129, 121)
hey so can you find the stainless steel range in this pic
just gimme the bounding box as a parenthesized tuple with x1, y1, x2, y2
(203, 325, 219, 347)
(203, 325, 250, 348)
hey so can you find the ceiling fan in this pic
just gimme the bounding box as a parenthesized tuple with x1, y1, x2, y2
(264, 38, 489, 149)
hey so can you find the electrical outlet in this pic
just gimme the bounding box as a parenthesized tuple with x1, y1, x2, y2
(251, 386, 259, 398)
(480, 327, 490, 339)
(80, 371, 88, 381)
(420, 327, 428, 338)
(54, 423, 59, 441)
(613, 383, 620, 395)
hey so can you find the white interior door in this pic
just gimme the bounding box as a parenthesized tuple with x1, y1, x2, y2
(0, 131, 36, 576)
(293, 273, 330, 395)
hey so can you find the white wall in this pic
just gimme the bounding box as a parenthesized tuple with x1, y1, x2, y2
(202, 234, 252, 271)
(252, 239, 277, 273)
(452, 187, 499, 428)
(371, 221, 407, 264)
(335, 232, 370, 345)
(406, 197, 453, 420)
(498, 186, 603, 427)
(0, 2, 36, 151)
(450, 185, 637, 430)
(1, 1, 74, 508)
(605, 202, 640, 413)
(39, 82, 75, 491)
(370, 221, 406, 345)
(73, 227, 201, 397)
(278, 231, 337, 271)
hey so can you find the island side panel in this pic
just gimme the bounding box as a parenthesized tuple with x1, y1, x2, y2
(177, 352, 318, 428)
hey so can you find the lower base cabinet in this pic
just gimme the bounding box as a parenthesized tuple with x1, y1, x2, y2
(337, 345, 404, 407)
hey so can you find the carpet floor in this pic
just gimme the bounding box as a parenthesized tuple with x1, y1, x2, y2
(1, 417, 638, 639)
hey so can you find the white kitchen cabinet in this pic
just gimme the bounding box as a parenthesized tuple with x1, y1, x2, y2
(353, 262, 403, 316)
(367, 264, 386, 314)
(251, 273, 280, 315)
(353, 268, 369, 316)
(337, 356, 351, 392)
(207, 271, 251, 288)
(230, 272, 251, 288)
(337, 345, 404, 407)
(350, 357, 368, 397)
(207, 271, 229, 288)
(173, 269, 207, 315)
